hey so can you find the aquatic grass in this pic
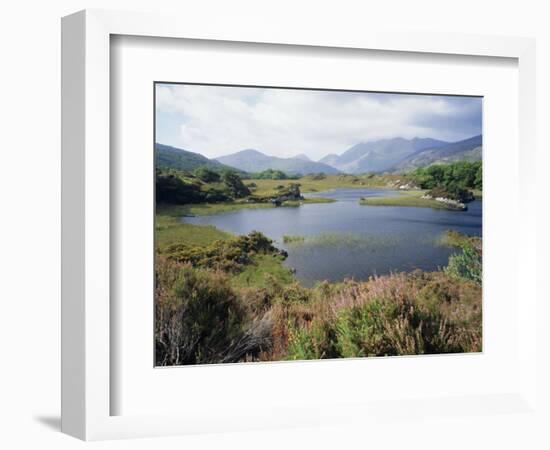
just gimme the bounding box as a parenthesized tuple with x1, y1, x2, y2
(282, 235, 306, 243)
(438, 230, 482, 249)
(281, 232, 403, 251)
(300, 197, 337, 204)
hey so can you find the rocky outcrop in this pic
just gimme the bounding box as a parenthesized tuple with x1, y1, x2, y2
(271, 183, 303, 205)
(422, 194, 467, 210)
(389, 179, 420, 190)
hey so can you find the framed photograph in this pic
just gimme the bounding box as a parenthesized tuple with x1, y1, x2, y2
(62, 9, 538, 441)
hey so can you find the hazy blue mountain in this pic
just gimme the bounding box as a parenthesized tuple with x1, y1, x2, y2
(318, 153, 340, 166)
(215, 149, 340, 175)
(319, 137, 448, 173)
(293, 153, 311, 161)
(155, 143, 238, 173)
(391, 135, 482, 171)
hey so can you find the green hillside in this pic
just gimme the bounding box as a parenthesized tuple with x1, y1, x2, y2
(155, 143, 240, 173)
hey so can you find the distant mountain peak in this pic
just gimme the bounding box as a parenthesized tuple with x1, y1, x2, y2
(215, 149, 340, 175)
(235, 148, 266, 156)
(293, 153, 311, 161)
(391, 134, 482, 172)
(317, 137, 451, 173)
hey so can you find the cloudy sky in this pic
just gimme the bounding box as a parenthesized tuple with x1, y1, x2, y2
(155, 83, 482, 161)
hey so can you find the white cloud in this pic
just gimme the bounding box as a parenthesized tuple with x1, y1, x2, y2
(155, 84, 481, 160)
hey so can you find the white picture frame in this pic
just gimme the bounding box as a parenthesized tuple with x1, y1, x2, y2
(61, 9, 538, 441)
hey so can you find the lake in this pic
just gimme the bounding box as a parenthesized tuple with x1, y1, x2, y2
(184, 189, 482, 286)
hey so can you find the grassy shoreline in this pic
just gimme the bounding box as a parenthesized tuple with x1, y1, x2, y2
(156, 208, 297, 288)
(358, 189, 478, 210)
(157, 196, 335, 218)
(248, 173, 399, 196)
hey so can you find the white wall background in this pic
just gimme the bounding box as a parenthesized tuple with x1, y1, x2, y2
(0, 1, 547, 448)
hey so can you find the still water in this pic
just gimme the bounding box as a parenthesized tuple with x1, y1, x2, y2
(184, 189, 482, 286)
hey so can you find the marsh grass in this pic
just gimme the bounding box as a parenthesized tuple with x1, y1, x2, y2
(282, 235, 306, 243)
(280, 233, 402, 251)
(438, 229, 482, 249)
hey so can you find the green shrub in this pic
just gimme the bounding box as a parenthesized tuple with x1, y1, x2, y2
(427, 185, 473, 203)
(411, 161, 482, 194)
(155, 258, 248, 365)
(286, 320, 334, 360)
(194, 166, 221, 183)
(222, 171, 251, 198)
(250, 169, 292, 180)
(445, 244, 482, 285)
(156, 171, 205, 204)
(162, 231, 283, 273)
(203, 189, 231, 202)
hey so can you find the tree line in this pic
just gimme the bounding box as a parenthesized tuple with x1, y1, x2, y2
(156, 166, 250, 204)
(410, 161, 482, 202)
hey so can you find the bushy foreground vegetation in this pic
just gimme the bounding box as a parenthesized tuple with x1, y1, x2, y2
(155, 228, 482, 365)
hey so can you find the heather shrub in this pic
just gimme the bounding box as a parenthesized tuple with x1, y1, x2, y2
(332, 296, 464, 357)
(278, 282, 312, 306)
(279, 271, 482, 360)
(155, 257, 249, 365)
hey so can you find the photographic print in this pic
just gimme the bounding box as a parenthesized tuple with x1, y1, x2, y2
(154, 83, 482, 366)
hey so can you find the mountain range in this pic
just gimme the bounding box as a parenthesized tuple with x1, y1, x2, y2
(215, 149, 340, 175)
(155, 135, 482, 176)
(320, 137, 449, 173)
(319, 135, 481, 173)
(390, 135, 482, 171)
